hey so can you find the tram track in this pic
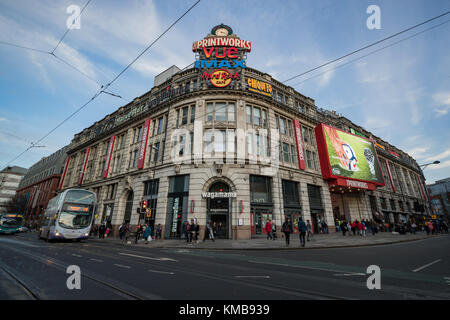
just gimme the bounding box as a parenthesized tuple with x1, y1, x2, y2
(0, 263, 41, 300)
(0, 245, 159, 300)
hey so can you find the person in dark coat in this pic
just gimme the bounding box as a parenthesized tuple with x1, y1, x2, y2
(297, 217, 307, 247)
(282, 218, 293, 246)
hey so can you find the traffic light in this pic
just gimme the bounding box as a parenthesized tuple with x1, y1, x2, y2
(142, 200, 147, 209)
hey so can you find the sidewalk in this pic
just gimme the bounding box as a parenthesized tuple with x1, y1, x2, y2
(88, 232, 447, 250)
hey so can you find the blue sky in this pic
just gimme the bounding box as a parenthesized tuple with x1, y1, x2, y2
(0, 0, 449, 184)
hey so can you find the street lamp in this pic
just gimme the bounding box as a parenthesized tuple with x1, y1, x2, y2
(419, 160, 440, 170)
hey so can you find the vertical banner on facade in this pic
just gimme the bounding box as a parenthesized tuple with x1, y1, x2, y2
(137, 118, 151, 169)
(78, 147, 90, 185)
(58, 156, 70, 190)
(416, 173, 427, 201)
(102, 136, 116, 178)
(385, 159, 396, 193)
(293, 119, 306, 170)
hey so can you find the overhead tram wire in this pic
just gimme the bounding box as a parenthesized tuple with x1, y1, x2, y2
(0, 0, 202, 170)
(282, 10, 450, 84)
(290, 18, 450, 88)
(51, 0, 93, 55)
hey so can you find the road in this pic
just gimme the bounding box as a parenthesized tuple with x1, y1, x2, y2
(1, 232, 449, 300)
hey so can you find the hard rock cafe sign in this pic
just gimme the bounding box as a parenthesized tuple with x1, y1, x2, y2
(193, 24, 251, 88)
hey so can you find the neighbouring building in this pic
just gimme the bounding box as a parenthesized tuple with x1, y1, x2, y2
(15, 146, 69, 225)
(59, 24, 430, 240)
(0, 166, 28, 213)
(428, 177, 450, 219)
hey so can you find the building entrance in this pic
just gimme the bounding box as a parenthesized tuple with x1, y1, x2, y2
(206, 181, 232, 239)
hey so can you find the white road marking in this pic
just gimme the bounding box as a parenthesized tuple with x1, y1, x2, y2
(119, 252, 178, 262)
(114, 264, 131, 269)
(248, 260, 350, 274)
(148, 270, 175, 275)
(412, 259, 442, 273)
(0, 238, 43, 248)
(90, 258, 103, 262)
(333, 273, 366, 276)
(234, 275, 270, 279)
(71, 254, 82, 257)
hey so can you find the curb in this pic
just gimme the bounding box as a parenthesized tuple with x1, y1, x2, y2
(87, 234, 446, 251)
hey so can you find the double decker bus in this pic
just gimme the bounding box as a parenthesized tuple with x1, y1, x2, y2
(39, 188, 97, 242)
(0, 213, 23, 234)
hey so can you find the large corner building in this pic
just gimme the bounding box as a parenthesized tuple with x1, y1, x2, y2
(59, 25, 430, 239)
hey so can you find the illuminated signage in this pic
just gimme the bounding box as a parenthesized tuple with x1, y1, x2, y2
(202, 192, 237, 199)
(195, 59, 246, 69)
(315, 123, 385, 186)
(67, 205, 89, 212)
(202, 70, 239, 88)
(192, 37, 251, 52)
(247, 77, 272, 97)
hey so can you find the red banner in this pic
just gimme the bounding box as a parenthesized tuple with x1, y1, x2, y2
(58, 156, 70, 190)
(416, 173, 427, 201)
(137, 118, 151, 169)
(78, 147, 90, 185)
(385, 159, 396, 193)
(293, 119, 306, 170)
(102, 136, 116, 178)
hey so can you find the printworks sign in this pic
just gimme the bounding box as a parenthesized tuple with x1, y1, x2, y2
(193, 24, 250, 88)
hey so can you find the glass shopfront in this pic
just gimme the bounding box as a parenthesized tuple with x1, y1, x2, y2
(143, 179, 159, 234)
(307, 184, 324, 234)
(250, 175, 273, 235)
(165, 175, 190, 238)
(282, 179, 302, 233)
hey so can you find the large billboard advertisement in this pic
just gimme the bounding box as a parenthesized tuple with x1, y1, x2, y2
(315, 124, 385, 186)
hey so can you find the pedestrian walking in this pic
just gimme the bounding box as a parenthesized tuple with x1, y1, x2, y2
(341, 220, 348, 236)
(306, 220, 313, 241)
(297, 217, 307, 247)
(203, 221, 215, 242)
(282, 218, 293, 246)
(265, 219, 273, 240)
(155, 224, 162, 239)
(272, 224, 277, 240)
(189, 219, 196, 243)
(143, 224, 152, 244)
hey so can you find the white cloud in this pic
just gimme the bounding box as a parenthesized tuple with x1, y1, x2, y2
(406, 146, 430, 160)
(422, 148, 450, 163)
(433, 92, 450, 116)
(0, 117, 7, 121)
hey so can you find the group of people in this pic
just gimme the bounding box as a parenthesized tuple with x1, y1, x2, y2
(90, 223, 112, 239)
(181, 219, 223, 243)
(335, 218, 449, 236)
(90, 222, 162, 244)
(278, 217, 314, 247)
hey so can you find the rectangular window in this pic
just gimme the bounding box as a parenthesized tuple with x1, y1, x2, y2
(262, 109, 267, 128)
(228, 104, 235, 122)
(157, 118, 163, 135)
(214, 130, 225, 153)
(215, 102, 226, 121)
(283, 143, 290, 163)
(137, 126, 143, 143)
(182, 107, 188, 125)
(302, 126, 309, 143)
(306, 150, 313, 168)
(205, 130, 213, 153)
(176, 110, 179, 127)
(253, 107, 261, 126)
(207, 103, 214, 122)
(291, 145, 297, 165)
(154, 142, 160, 162)
(279, 117, 286, 135)
(190, 105, 196, 123)
(287, 120, 293, 137)
(246, 106, 252, 123)
(179, 135, 185, 156)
